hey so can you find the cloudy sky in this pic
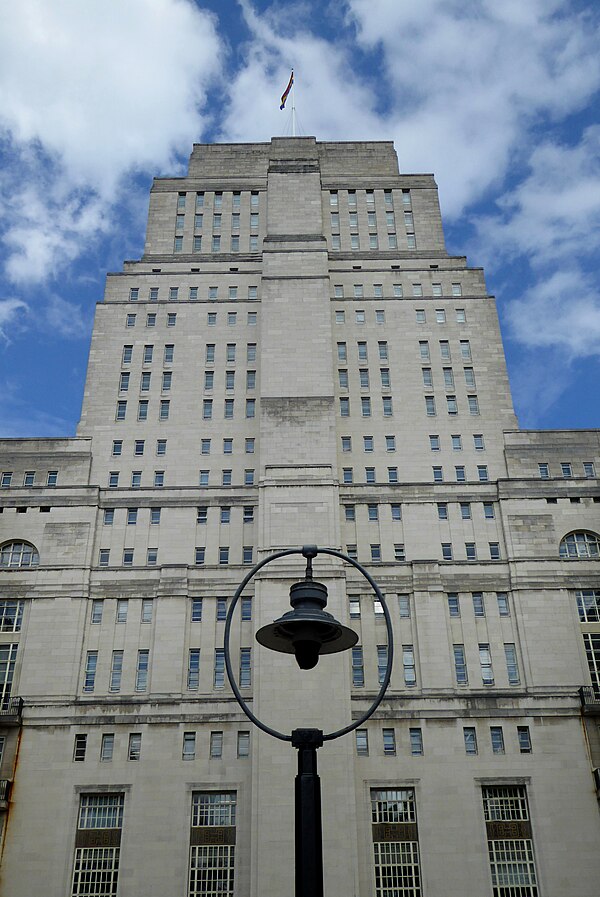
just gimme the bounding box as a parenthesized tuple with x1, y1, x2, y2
(1, 0, 599, 436)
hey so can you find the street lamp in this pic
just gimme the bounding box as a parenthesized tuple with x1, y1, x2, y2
(224, 545, 394, 897)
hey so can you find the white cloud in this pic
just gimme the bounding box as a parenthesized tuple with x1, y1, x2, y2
(0, 298, 28, 342)
(44, 295, 90, 340)
(0, 0, 223, 284)
(506, 269, 600, 358)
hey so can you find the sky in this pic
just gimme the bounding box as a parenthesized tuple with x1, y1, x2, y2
(0, 0, 599, 436)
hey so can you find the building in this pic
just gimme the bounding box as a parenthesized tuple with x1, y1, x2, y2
(0, 136, 599, 896)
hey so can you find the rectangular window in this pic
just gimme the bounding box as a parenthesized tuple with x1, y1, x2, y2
(135, 650, 149, 692)
(377, 645, 388, 685)
(448, 593, 460, 616)
(83, 651, 97, 693)
(505, 644, 520, 685)
(209, 732, 223, 759)
(241, 597, 252, 621)
(195, 547, 205, 565)
(490, 726, 505, 754)
(91, 599, 103, 624)
(100, 734, 114, 762)
(352, 647, 364, 687)
(576, 590, 600, 623)
(484, 501, 495, 519)
(460, 501, 471, 518)
(479, 644, 494, 684)
(453, 645, 468, 684)
(409, 728, 423, 756)
(482, 785, 538, 897)
(109, 651, 123, 692)
(237, 731, 250, 758)
(394, 544, 405, 561)
(188, 649, 200, 689)
(383, 728, 396, 755)
(191, 599, 203, 622)
(214, 649, 225, 688)
(518, 726, 532, 753)
(239, 648, 251, 688)
(355, 729, 368, 755)
(489, 542, 501, 560)
(71, 794, 124, 895)
(128, 733, 141, 761)
(442, 543, 452, 560)
(464, 727, 478, 754)
(73, 734, 87, 762)
(183, 732, 196, 761)
(466, 542, 477, 561)
(472, 592, 485, 616)
(403, 645, 416, 686)
(371, 788, 421, 893)
(371, 544, 381, 562)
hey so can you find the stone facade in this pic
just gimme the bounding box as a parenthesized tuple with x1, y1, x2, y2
(0, 137, 599, 896)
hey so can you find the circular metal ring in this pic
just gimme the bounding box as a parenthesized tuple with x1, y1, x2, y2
(223, 546, 394, 743)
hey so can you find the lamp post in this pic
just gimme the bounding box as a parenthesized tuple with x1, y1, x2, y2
(224, 545, 393, 897)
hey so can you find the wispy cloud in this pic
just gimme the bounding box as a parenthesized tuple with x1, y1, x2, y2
(0, 298, 28, 342)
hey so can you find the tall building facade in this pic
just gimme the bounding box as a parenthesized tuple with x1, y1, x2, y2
(0, 137, 599, 896)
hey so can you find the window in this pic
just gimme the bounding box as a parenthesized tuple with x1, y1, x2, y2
(243, 506, 254, 523)
(484, 501, 495, 519)
(518, 726, 532, 753)
(345, 505, 355, 521)
(460, 340, 471, 360)
(386, 436, 396, 452)
(134, 439, 144, 456)
(214, 649, 225, 687)
(448, 594, 460, 616)
(460, 501, 471, 519)
(576, 590, 600, 623)
(473, 434, 485, 451)
(472, 592, 485, 616)
(119, 372, 130, 392)
(137, 400, 148, 421)
(237, 731, 250, 758)
(71, 794, 124, 895)
(116, 599, 128, 623)
(146, 313, 155, 327)
(482, 785, 538, 897)
(388, 467, 398, 483)
(337, 342, 347, 361)
(376, 309, 385, 324)
(346, 544, 357, 560)
(583, 461, 596, 477)
(398, 595, 410, 618)
(116, 401, 127, 420)
(146, 548, 157, 566)
(453, 645, 468, 684)
(246, 399, 256, 418)
(239, 648, 251, 687)
(352, 647, 364, 686)
(479, 644, 494, 684)
(383, 728, 396, 755)
(425, 396, 436, 416)
(361, 397, 371, 417)
(355, 729, 368, 755)
(244, 469, 255, 485)
(343, 468, 353, 484)
(90, 599, 103, 624)
(394, 544, 405, 561)
(357, 341, 367, 361)
(209, 732, 224, 759)
(219, 547, 229, 566)
(468, 395, 480, 415)
(419, 340, 430, 361)
(128, 733, 142, 761)
(432, 466, 443, 482)
(241, 597, 252, 621)
(437, 502, 448, 520)
(224, 399, 234, 418)
(141, 599, 153, 623)
(366, 467, 375, 484)
(73, 734, 87, 762)
(422, 367, 433, 388)
(135, 650, 149, 691)
(167, 313, 176, 327)
(443, 367, 454, 389)
(183, 732, 196, 761)
(98, 549, 110, 567)
(127, 507, 138, 526)
(122, 345, 133, 364)
(143, 344, 153, 365)
(109, 651, 123, 692)
(195, 547, 205, 565)
(465, 542, 477, 561)
(378, 341, 388, 360)
(159, 400, 170, 420)
(491, 726, 506, 753)
(560, 462, 573, 478)
(429, 434, 440, 451)
(402, 645, 416, 686)
(188, 649, 200, 689)
(245, 438, 255, 454)
(100, 734, 114, 762)
(447, 395, 458, 415)
(126, 313, 136, 327)
(436, 308, 446, 323)
(407, 728, 423, 756)
(463, 727, 478, 754)
(243, 546, 253, 565)
(371, 544, 381, 562)
(489, 542, 501, 560)
(455, 465, 465, 482)
(83, 651, 97, 692)
(382, 397, 393, 417)
(191, 599, 203, 622)
(442, 543, 453, 561)
(505, 644, 520, 684)
(130, 471, 141, 488)
(391, 503, 402, 521)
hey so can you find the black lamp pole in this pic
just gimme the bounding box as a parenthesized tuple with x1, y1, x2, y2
(224, 545, 393, 897)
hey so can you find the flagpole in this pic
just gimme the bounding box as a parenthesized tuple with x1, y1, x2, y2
(291, 70, 296, 137)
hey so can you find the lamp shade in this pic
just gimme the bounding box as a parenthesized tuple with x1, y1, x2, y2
(256, 580, 358, 670)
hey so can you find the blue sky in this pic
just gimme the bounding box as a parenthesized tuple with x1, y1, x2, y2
(1, 0, 599, 436)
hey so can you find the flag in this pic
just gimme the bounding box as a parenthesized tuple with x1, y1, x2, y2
(280, 71, 294, 110)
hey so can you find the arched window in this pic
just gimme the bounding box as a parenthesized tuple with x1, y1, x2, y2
(0, 541, 40, 568)
(559, 531, 600, 560)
